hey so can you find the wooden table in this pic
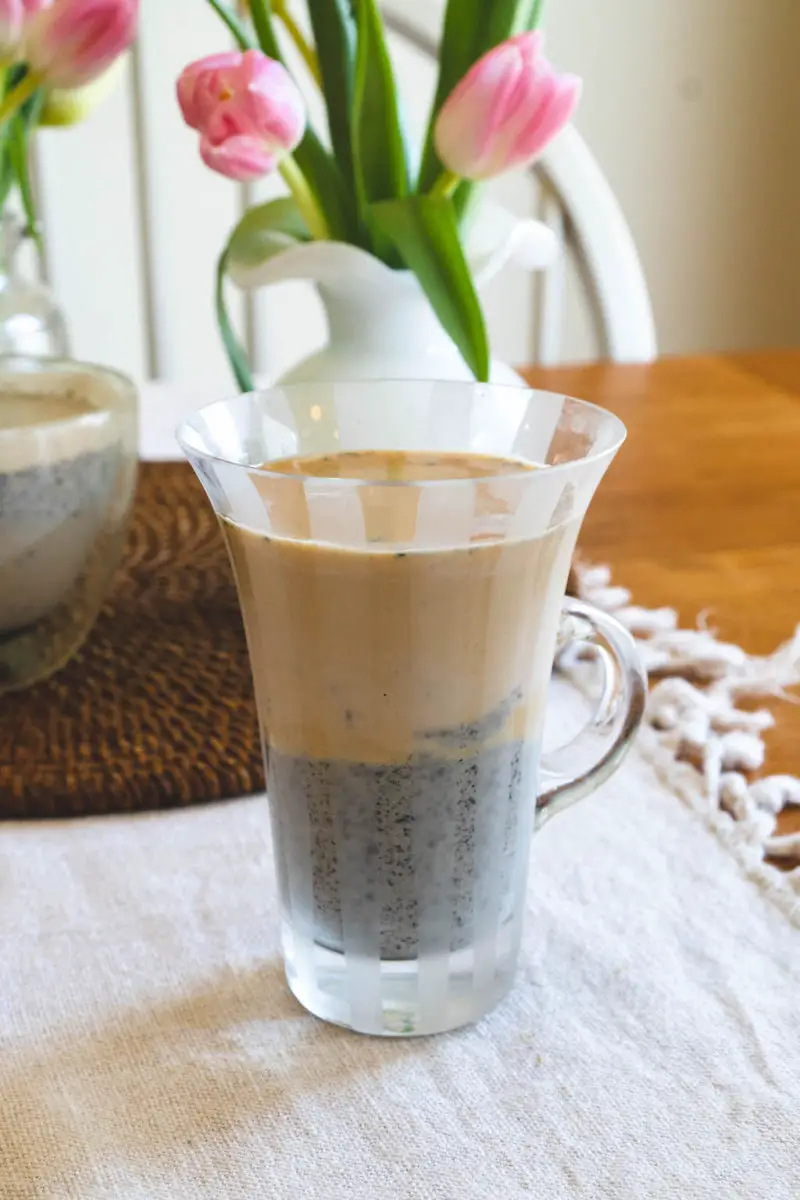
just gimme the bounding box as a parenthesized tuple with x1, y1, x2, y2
(524, 352, 800, 839)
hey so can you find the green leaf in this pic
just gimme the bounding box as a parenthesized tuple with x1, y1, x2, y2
(227, 196, 309, 270)
(352, 0, 409, 210)
(247, 0, 282, 58)
(245, 0, 354, 241)
(370, 196, 489, 382)
(9, 84, 44, 253)
(205, 0, 256, 50)
(217, 197, 311, 386)
(9, 119, 39, 252)
(294, 132, 354, 241)
(0, 143, 14, 216)
(417, 0, 534, 194)
(216, 251, 254, 392)
(307, 0, 357, 189)
(0, 74, 17, 214)
(0, 68, 31, 231)
(524, 0, 548, 31)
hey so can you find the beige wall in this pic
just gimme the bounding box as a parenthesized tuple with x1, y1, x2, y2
(548, 0, 800, 354)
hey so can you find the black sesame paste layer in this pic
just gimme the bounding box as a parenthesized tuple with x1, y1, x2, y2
(267, 740, 538, 960)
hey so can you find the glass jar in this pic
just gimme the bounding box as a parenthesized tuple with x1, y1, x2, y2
(0, 212, 70, 358)
(0, 357, 138, 692)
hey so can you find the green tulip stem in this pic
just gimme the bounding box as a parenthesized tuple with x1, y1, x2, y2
(0, 72, 41, 128)
(429, 169, 462, 200)
(272, 1, 323, 88)
(279, 154, 331, 240)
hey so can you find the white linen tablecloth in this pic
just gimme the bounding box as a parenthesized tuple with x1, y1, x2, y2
(1, 679, 798, 1199)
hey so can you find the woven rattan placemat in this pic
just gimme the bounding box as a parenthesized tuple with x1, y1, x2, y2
(0, 462, 264, 819)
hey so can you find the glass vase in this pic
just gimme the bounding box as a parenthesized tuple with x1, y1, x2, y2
(0, 212, 70, 359)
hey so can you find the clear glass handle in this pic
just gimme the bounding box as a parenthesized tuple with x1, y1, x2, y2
(536, 598, 648, 827)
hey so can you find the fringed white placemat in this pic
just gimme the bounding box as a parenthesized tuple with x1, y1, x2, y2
(570, 564, 800, 924)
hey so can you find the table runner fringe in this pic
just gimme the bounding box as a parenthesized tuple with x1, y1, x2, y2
(572, 564, 800, 924)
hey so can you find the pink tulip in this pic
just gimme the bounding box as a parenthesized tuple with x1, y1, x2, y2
(177, 49, 305, 183)
(177, 51, 243, 132)
(434, 32, 581, 181)
(0, 0, 46, 58)
(26, 0, 138, 89)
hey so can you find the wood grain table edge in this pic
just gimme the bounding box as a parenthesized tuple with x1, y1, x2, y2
(522, 355, 800, 842)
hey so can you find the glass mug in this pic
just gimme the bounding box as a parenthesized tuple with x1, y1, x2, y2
(179, 381, 646, 1036)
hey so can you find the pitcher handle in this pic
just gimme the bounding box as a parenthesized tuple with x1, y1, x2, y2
(536, 598, 648, 828)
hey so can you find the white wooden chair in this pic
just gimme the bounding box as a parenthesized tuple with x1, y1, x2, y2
(30, 0, 656, 442)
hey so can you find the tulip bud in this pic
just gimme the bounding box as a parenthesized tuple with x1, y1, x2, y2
(26, 0, 138, 89)
(434, 32, 581, 182)
(38, 55, 123, 125)
(0, 0, 45, 60)
(177, 49, 306, 183)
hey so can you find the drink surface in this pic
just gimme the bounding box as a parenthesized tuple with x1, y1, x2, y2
(264, 447, 531, 482)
